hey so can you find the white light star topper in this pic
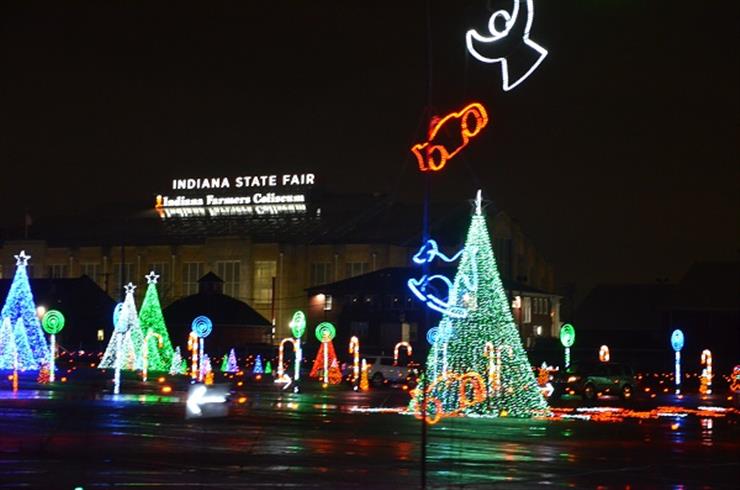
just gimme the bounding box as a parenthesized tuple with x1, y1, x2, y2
(123, 282, 137, 295)
(14, 250, 31, 266)
(466, 0, 548, 91)
(145, 271, 160, 285)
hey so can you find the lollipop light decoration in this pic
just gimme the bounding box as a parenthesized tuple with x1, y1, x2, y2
(309, 322, 340, 387)
(670, 329, 684, 394)
(41, 310, 65, 383)
(289, 311, 306, 382)
(191, 316, 212, 382)
(559, 324, 575, 369)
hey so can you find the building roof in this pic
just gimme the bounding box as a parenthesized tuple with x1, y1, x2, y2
(2, 191, 487, 248)
(163, 291, 272, 327)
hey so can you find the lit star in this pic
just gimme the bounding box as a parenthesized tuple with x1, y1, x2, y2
(14, 250, 31, 266)
(145, 271, 160, 284)
(123, 282, 137, 294)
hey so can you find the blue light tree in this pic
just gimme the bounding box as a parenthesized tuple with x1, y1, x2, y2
(0, 317, 18, 369)
(1, 251, 49, 366)
(13, 318, 37, 370)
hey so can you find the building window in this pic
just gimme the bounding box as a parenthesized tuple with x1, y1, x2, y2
(49, 264, 68, 278)
(253, 260, 276, 304)
(310, 263, 331, 286)
(350, 321, 368, 339)
(80, 263, 100, 285)
(182, 262, 204, 296)
(522, 296, 532, 323)
(535, 325, 543, 336)
(112, 263, 135, 298)
(345, 261, 368, 278)
(216, 260, 241, 298)
(97, 329, 105, 342)
(324, 294, 333, 311)
(148, 262, 171, 294)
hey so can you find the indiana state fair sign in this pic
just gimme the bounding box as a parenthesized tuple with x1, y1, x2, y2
(155, 173, 315, 218)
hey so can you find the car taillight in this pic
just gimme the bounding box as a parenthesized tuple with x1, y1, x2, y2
(567, 375, 580, 383)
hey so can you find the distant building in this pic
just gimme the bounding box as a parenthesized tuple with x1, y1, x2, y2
(305, 267, 561, 356)
(0, 190, 559, 346)
(575, 261, 740, 372)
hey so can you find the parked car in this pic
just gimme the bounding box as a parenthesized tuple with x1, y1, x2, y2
(364, 355, 418, 387)
(552, 362, 636, 401)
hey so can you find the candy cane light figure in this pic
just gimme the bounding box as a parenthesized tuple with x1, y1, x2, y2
(349, 336, 360, 385)
(700, 349, 712, 395)
(276, 337, 298, 384)
(394, 341, 412, 366)
(187, 331, 199, 380)
(142, 329, 163, 382)
(599, 345, 610, 363)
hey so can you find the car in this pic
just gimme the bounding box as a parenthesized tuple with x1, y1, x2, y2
(410, 102, 489, 172)
(552, 362, 636, 401)
(364, 355, 418, 387)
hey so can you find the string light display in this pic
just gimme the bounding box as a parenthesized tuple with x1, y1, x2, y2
(12, 318, 36, 370)
(0, 318, 18, 370)
(670, 329, 684, 394)
(412, 239, 463, 265)
(41, 310, 65, 382)
(410, 191, 548, 420)
(139, 271, 175, 372)
(700, 349, 712, 395)
(394, 341, 412, 365)
(465, 0, 548, 91)
(599, 345, 610, 363)
(170, 346, 184, 375)
(411, 102, 489, 172)
(730, 365, 740, 393)
(1, 251, 49, 365)
(360, 358, 369, 391)
(253, 354, 264, 375)
(99, 283, 141, 371)
(310, 322, 341, 386)
(222, 348, 238, 373)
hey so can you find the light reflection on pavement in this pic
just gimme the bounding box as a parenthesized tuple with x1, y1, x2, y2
(0, 386, 737, 488)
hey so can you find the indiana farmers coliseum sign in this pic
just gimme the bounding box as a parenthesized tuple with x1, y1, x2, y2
(155, 173, 315, 218)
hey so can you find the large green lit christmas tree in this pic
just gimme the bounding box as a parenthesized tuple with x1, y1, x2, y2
(412, 191, 548, 419)
(138, 271, 174, 371)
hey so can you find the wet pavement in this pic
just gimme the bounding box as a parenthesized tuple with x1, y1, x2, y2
(0, 383, 738, 489)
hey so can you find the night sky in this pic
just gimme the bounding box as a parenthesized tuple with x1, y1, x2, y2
(1, 1, 737, 296)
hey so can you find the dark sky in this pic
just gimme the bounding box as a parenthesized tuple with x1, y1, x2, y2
(1, 1, 738, 295)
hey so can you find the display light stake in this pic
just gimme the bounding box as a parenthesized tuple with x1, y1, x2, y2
(700, 349, 712, 395)
(41, 310, 65, 383)
(360, 358, 369, 391)
(349, 336, 360, 384)
(670, 329, 684, 394)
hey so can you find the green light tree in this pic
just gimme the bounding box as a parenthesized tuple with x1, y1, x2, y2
(138, 271, 174, 371)
(412, 191, 548, 419)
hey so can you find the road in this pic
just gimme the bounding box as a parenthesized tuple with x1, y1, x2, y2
(0, 381, 738, 489)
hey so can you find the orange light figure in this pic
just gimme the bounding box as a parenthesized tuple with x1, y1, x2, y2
(349, 336, 360, 383)
(411, 102, 489, 172)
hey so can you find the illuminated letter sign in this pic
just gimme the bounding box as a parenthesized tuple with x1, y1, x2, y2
(466, 0, 548, 91)
(411, 102, 489, 172)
